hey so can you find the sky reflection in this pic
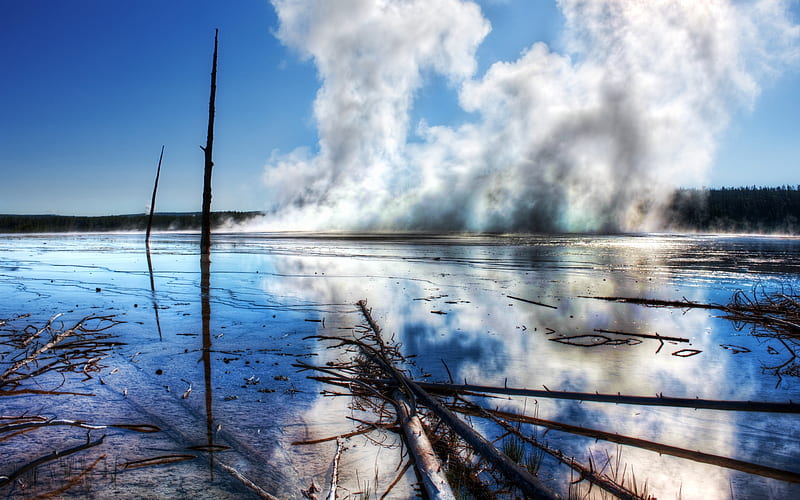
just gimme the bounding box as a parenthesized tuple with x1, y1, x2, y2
(0, 233, 798, 499)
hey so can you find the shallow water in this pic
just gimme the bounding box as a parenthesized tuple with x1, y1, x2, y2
(1, 232, 799, 499)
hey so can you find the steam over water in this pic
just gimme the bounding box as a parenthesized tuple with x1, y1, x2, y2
(259, 0, 798, 233)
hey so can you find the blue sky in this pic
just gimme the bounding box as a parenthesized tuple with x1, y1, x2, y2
(1, 0, 798, 218)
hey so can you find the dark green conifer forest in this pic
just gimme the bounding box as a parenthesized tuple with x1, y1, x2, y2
(0, 211, 261, 233)
(666, 186, 800, 234)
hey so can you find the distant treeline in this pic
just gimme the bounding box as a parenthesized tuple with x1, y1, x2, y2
(0, 211, 262, 233)
(666, 186, 800, 234)
(3, 187, 800, 234)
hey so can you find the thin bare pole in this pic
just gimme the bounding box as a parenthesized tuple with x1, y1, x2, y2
(200, 29, 218, 261)
(145, 145, 165, 250)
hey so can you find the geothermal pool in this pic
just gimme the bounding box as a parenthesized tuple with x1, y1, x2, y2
(1, 232, 799, 499)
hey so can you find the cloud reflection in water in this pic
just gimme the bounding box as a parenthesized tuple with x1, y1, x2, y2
(263, 235, 799, 499)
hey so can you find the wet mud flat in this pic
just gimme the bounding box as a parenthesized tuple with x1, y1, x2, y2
(1, 232, 800, 499)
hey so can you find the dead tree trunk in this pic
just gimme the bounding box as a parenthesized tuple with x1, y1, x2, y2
(200, 29, 218, 261)
(145, 145, 165, 250)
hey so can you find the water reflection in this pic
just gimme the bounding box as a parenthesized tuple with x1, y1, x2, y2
(765, 337, 800, 386)
(146, 247, 163, 340)
(200, 255, 215, 476)
(260, 235, 800, 499)
(0, 233, 798, 499)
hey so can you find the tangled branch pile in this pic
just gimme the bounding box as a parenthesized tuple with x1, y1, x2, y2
(295, 301, 660, 500)
(585, 283, 800, 339)
(0, 314, 150, 496)
(724, 284, 800, 337)
(584, 284, 800, 384)
(0, 314, 125, 396)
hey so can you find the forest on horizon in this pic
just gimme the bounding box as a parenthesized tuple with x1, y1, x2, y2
(664, 185, 800, 234)
(1, 186, 799, 234)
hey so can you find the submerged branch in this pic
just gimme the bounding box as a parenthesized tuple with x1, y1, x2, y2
(455, 405, 800, 484)
(0, 433, 106, 487)
(35, 453, 106, 499)
(592, 328, 689, 343)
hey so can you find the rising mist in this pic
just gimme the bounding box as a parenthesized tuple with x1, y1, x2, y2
(258, 0, 798, 233)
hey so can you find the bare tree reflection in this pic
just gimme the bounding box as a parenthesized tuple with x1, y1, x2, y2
(201, 256, 215, 477)
(146, 247, 163, 341)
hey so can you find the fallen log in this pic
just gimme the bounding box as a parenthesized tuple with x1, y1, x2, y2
(580, 296, 723, 310)
(0, 418, 106, 434)
(356, 302, 562, 500)
(326, 438, 344, 500)
(398, 373, 562, 499)
(583, 293, 800, 335)
(215, 461, 280, 500)
(394, 392, 455, 500)
(457, 406, 800, 484)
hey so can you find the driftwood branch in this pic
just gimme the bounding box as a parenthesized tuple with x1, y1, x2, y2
(0, 418, 160, 435)
(0, 315, 122, 393)
(592, 328, 689, 343)
(21, 313, 62, 348)
(1, 316, 90, 385)
(402, 381, 800, 413)
(507, 295, 558, 309)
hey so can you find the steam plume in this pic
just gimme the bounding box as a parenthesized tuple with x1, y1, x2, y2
(262, 0, 798, 232)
